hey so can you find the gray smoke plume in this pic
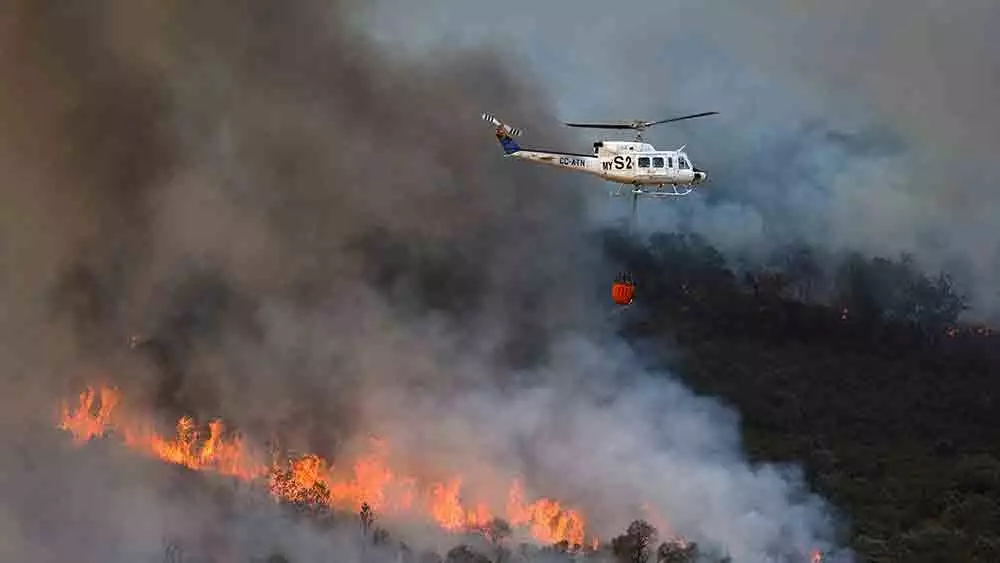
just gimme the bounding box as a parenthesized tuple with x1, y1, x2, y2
(0, 1, 850, 562)
(362, 0, 1000, 321)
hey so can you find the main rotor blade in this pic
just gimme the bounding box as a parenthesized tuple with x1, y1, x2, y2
(643, 111, 719, 127)
(564, 122, 638, 130)
(564, 111, 718, 131)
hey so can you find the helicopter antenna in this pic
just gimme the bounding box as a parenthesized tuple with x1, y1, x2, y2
(564, 111, 718, 142)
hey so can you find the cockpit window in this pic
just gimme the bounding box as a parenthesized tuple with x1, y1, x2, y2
(679, 157, 691, 170)
(637, 157, 650, 168)
(652, 157, 664, 168)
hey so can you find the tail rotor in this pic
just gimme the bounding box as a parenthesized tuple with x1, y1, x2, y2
(482, 112, 523, 137)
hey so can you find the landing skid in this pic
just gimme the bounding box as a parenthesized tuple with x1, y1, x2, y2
(609, 184, 694, 198)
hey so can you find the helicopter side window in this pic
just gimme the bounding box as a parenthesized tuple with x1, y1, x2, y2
(637, 157, 650, 168)
(652, 157, 664, 168)
(667, 157, 674, 168)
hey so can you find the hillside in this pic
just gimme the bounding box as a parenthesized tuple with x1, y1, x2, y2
(606, 230, 1000, 562)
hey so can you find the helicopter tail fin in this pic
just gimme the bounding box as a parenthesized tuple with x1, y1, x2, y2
(496, 132, 521, 155)
(482, 112, 522, 155)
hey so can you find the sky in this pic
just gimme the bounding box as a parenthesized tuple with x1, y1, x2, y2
(359, 0, 1000, 320)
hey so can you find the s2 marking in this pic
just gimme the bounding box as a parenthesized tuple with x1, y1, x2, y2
(613, 156, 633, 170)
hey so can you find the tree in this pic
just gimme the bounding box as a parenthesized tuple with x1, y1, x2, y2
(398, 542, 415, 563)
(655, 540, 699, 563)
(163, 543, 183, 563)
(903, 271, 966, 331)
(548, 540, 570, 554)
(781, 244, 823, 302)
(834, 252, 881, 324)
(445, 544, 491, 563)
(372, 526, 390, 546)
(360, 502, 375, 537)
(755, 270, 790, 301)
(483, 518, 513, 562)
(417, 551, 444, 563)
(833, 252, 967, 333)
(646, 233, 735, 298)
(611, 520, 659, 563)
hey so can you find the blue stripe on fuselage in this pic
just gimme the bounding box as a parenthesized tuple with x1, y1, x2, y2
(497, 133, 520, 154)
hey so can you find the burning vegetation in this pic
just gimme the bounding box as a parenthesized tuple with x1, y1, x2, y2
(57, 384, 832, 562)
(58, 385, 590, 548)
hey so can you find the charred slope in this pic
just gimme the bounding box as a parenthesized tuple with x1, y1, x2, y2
(604, 229, 1000, 562)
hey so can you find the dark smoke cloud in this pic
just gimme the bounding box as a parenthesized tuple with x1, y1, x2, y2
(0, 1, 850, 561)
(362, 0, 1000, 321)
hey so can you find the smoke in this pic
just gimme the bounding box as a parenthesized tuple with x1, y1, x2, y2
(361, 0, 1000, 321)
(0, 1, 850, 562)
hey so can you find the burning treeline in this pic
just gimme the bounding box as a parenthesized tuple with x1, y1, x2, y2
(58, 385, 595, 549)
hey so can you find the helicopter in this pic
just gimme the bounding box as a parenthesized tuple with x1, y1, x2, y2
(482, 110, 717, 308)
(481, 110, 717, 199)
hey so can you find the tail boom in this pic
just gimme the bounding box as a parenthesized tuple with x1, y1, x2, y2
(508, 149, 602, 176)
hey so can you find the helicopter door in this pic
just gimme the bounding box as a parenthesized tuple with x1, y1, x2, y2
(651, 155, 668, 183)
(663, 154, 678, 183)
(635, 154, 655, 182)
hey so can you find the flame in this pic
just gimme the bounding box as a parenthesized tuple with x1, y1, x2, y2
(429, 479, 492, 531)
(58, 386, 119, 443)
(145, 416, 266, 478)
(57, 385, 595, 548)
(506, 480, 586, 547)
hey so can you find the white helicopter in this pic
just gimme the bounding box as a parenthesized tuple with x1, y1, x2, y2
(482, 111, 717, 198)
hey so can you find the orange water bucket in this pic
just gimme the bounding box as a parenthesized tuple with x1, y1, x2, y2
(611, 281, 635, 305)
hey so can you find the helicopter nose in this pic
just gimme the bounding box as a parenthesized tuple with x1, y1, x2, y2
(693, 169, 707, 184)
